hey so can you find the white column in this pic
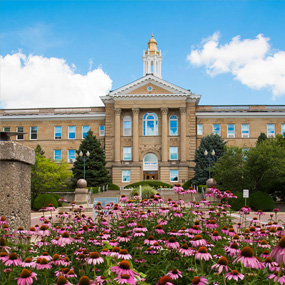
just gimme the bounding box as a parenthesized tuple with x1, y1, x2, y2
(114, 108, 121, 162)
(161, 107, 168, 162)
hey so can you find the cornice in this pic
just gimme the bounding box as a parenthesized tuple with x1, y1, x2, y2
(197, 112, 285, 118)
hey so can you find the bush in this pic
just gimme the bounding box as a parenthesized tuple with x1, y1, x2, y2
(87, 186, 99, 194)
(33, 194, 58, 211)
(108, 183, 120, 190)
(198, 185, 207, 192)
(50, 193, 62, 207)
(227, 191, 249, 211)
(130, 185, 157, 200)
(250, 191, 274, 211)
(125, 180, 172, 189)
(182, 179, 192, 190)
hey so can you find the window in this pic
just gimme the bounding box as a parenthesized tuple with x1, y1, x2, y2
(143, 153, 158, 170)
(227, 124, 235, 138)
(170, 170, 179, 182)
(282, 124, 285, 137)
(123, 147, 132, 160)
(213, 124, 221, 135)
(54, 150, 62, 161)
(242, 148, 249, 161)
(82, 126, 90, 139)
(122, 170, 130, 182)
(169, 147, 178, 160)
(68, 126, 76, 139)
(68, 150, 76, 163)
(169, 115, 178, 136)
(123, 116, 132, 136)
(16, 127, 24, 140)
(99, 125, 105, 136)
(241, 124, 250, 138)
(30, 127, 37, 140)
(3, 127, 10, 132)
(54, 126, 62, 140)
(267, 124, 275, 138)
(143, 113, 158, 136)
(197, 124, 203, 136)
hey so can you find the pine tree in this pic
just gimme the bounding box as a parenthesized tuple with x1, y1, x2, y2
(72, 130, 110, 187)
(257, 132, 267, 144)
(192, 134, 226, 185)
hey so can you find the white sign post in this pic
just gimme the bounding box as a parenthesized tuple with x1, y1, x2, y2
(243, 189, 249, 206)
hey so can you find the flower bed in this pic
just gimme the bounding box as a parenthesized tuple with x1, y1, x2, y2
(0, 188, 284, 285)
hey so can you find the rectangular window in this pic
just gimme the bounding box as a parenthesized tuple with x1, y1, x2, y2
(68, 126, 76, 139)
(3, 127, 10, 132)
(68, 150, 76, 163)
(170, 170, 179, 182)
(122, 170, 130, 182)
(82, 125, 90, 139)
(282, 124, 285, 137)
(54, 126, 62, 140)
(123, 147, 132, 160)
(267, 124, 275, 138)
(16, 127, 24, 140)
(169, 147, 178, 160)
(213, 124, 221, 135)
(227, 124, 235, 138)
(169, 119, 178, 136)
(241, 124, 250, 138)
(30, 126, 37, 140)
(197, 124, 203, 136)
(123, 119, 132, 136)
(99, 125, 105, 136)
(54, 150, 62, 161)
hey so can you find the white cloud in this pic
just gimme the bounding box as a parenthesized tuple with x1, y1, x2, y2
(0, 53, 112, 108)
(187, 33, 285, 98)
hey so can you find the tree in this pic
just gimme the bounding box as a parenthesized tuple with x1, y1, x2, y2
(211, 146, 248, 192)
(72, 130, 110, 187)
(35, 144, 45, 156)
(257, 133, 267, 145)
(31, 149, 72, 201)
(192, 134, 226, 185)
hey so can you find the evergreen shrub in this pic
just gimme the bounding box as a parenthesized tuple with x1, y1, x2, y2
(182, 179, 192, 190)
(227, 191, 250, 211)
(50, 193, 62, 207)
(33, 194, 58, 211)
(108, 183, 120, 190)
(125, 180, 172, 189)
(250, 191, 274, 211)
(130, 185, 157, 200)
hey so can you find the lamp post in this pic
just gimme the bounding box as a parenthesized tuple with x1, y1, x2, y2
(204, 149, 215, 179)
(79, 150, 90, 180)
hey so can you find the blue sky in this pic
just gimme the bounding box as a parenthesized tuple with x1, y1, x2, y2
(1, 1, 285, 108)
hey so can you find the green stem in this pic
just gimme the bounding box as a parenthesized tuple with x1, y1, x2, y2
(274, 266, 283, 285)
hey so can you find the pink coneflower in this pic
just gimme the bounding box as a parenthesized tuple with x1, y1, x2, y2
(111, 260, 139, 277)
(0, 251, 8, 262)
(36, 258, 52, 270)
(211, 231, 222, 242)
(38, 225, 50, 237)
(39, 252, 52, 261)
(225, 270, 244, 281)
(270, 235, 285, 265)
(206, 220, 219, 230)
(156, 275, 174, 285)
(109, 239, 119, 247)
(268, 271, 285, 284)
(4, 252, 21, 266)
(114, 273, 137, 284)
(133, 224, 148, 232)
(179, 243, 194, 256)
(117, 249, 132, 260)
(195, 247, 212, 261)
(191, 235, 207, 247)
(16, 269, 37, 285)
(55, 267, 69, 278)
(211, 256, 229, 274)
(224, 242, 240, 257)
(144, 247, 157, 255)
(21, 257, 36, 268)
(117, 232, 132, 243)
(263, 257, 279, 272)
(87, 252, 104, 265)
(144, 235, 157, 245)
(165, 237, 180, 250)
(151, 242, 162, 251)
(258, 239, 271, 249)
(66, 269, 77, 278)
(46, 203, 55, 211)
(57, 232, 73, 247)
(110, 247, 121, 257)
(0, 216, 7, 224)
(233, 246, 260, 269)
(55, 276, 73, 285)
(191, 276, 208, 285)
(100, 249, 110, 256)
(167, 269, 182, 280)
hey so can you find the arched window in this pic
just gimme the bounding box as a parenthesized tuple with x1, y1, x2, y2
(143, 113, 158, 136)
(143, 153, 158, 170)
(123, 116, 132, 136)
(169, 115, 178, 136)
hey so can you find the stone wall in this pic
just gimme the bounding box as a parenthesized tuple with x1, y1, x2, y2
(0, 141, 35, 232)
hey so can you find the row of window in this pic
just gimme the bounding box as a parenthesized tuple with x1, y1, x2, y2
(2, 126, 105, 140)
(122, 169, 179, 183)
(122, 147, 179, 161)
(54, 150, 76, 162)
(197, 124, 285, 138)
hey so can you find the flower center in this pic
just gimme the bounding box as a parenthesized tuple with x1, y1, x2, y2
(52, 254, 61, 261)
(0, 237, 6, 246)
(24, 257, 32, 263)
(119, 249, 128, 255)
(172, 269, 178, 274)
(192, 277, 201, 284)
(194, 235, 202, 241)
(90, 252, 100, 259)
(79, 276, 90, 285)
(40, 225, 48, 231)
(121, 274, 130, 279)
(213, 231, 219, 236)
(231, 270, 239, 275)
(148, 235, 155, 240)
(241, 246, 254, 258)
(230, 243, 239, 249)
(198, 247, 208, 254)
(158, 276, 173, 285)
(217, 257, 228, 266)
(156, 224, 163, 229)
(20, 269, 32, 278)
(9, 252, 18, 260)
(112, 247, 120, 253)
(278, 236, 285, 248)
(119, 260, 131, 269)
(40, 258, 48, 264)
(182, 243, 189, 249)
(57, 276, 68, 285)
(260, 240, 268, 245)
(168, 237, 176, 243)
(120, 232, 128, 237)
(62, 232, 70, 238)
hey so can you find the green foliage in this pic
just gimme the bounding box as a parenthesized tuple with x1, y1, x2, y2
(250, 191, 274, 211)
(72, 130, 110, 187)
(257, 133, 267, 145)
(108, 183, 120, 190)
(212, 147, 248, 192)
(227, 191, 250, 211)
(130, 185, 157, 200)
(124, 180, 172, 189)
(193, 134, 226, 185)
(31, 149, 72, 201)
(35, 144, 45, 156)
(198, 185, 207, 192)
(33, 194, 58, 211)
(49, 193, 62, 207)
(87, 186, 99, 194)
(182, 179, 192, 190)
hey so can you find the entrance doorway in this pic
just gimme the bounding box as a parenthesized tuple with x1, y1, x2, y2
(143, 171, 158, 180)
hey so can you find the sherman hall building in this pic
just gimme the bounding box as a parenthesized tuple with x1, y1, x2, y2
(1, 36, 285, 187)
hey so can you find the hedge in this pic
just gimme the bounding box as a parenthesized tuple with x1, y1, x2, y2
(250, 191, 274, 211)
(33, 194, 58, 211)
(124, 180, 172, 189)
(50, 193, 63, 207)
(182, 179, 192, 190)
(108, 183, 120, 190)
(227, 191, 250, 211)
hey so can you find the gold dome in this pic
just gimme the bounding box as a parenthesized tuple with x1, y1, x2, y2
(147, 34, 159, 55)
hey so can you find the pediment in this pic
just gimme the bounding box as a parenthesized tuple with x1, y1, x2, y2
(127, 83, 174, 95)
